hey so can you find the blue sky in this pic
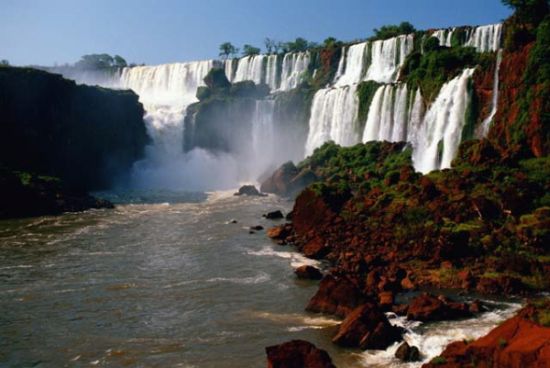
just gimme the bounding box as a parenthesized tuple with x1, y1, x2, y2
(1, 0, 511, 66)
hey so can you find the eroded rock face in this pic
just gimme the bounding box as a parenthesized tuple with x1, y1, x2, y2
(306, 275, 366, 318)
(234, 185, 266, 197)
(295, 265, 323, 280)
(265, 340, 336, 368)
(422, 304, 550, 368)
(395, 342, 421, 362)
(332, 303, 403, 350)
(406, 293, 473, 322)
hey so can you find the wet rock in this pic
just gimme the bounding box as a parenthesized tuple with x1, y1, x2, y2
(264, 210, 284, 220)
(234, 185, 267, 197)
(228, 219, 238, 224)
(250, 225, 264, 231)
(302, 237, 330, 259)
(295, 265, 323, 280)
(378, 291, 395, 311)
(332, 303, 403, 350)
(306, 275, 366, 318)
(267, 225, 292, 240)
(395, 342, 421, 362)
(265, 340, 336, 368)
(406, 293, 472, 322)
(423, 304, 550, 368)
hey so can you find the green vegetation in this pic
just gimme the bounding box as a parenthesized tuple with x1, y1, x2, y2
(401, 46, 494, 102)
(219, 42, 239, 59)
(502, 0, 550, 25)
(357, 81, 381, 122)
(75, 53, 127, 69)
(242, 44, 261, 57)
(0, 59, 9, 66)
(370, 21, 416, 41)
(430, 356, 447, 365)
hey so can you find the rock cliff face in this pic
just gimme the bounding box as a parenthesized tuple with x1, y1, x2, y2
(0, 67, 149, 192)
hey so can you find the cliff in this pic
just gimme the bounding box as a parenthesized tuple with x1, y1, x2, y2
(0, 67, 149, 191)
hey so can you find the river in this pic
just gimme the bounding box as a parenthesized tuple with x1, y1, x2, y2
(0, 190, 520, 367)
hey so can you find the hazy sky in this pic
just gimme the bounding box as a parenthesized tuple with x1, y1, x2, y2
(1, 0, 511, 66)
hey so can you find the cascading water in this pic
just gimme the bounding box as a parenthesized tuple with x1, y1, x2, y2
(224, 59, 236, 82)
(334, 42, 369, 86)
(432, 28, 454, 47)
(233, 55, 266, 85)
(411, 68, 476, 173)
(279, 52, 310, 91)
(305, 85, 359, 156)
(264, 55, 279, 90)
(250, 99, 276, 176)
(362, 84, 409, 143)
(365, 34, 414, 83)
(480, 49, 503, 136)
(465, 23, 503, 52)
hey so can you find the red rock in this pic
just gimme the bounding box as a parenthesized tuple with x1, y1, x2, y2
(302, 237, 330, 259)
(379, 291, 395, 310)
(332, 303, 403, 350)
(406, 293, 472, 322)
(295, 265, 323, 280)
(267, 225, 291, 240)
(266, 340, 336, 368)
(422, 305, 550, 368)
(306, 275, 365, 318)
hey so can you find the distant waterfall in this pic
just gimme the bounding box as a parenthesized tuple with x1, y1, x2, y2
(233, 55, 266, 85)
(465, 24, 503, 52)
(365, 34, 414, 83)
(334, 42, 369, 86)
(251, 99, 276, 172)
(120, 61, 215, 158)
(362, 84, 409, 143)
(412, 69, 476, 173)
(305, 85, 359, 156)
(279, 52, 310, 91)
(224, 59, 237, 82)
(264, 55, 279, 90)
(432, 29, 454, 47)
(480, 49, 503, 136)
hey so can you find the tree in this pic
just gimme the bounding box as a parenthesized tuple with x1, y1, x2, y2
(323, 37, 338, 48)
(264, 38, 277, 54)
(113, 55, 127, 68)
(501, 0, 549, 25)
(75, 54, 115, 69)
(242, 44, 261, 57)
(219, 42, 239, 59)
(284, 37, 313, 53)
(0, 59, 9, 66)
(372, 21, 417, 40)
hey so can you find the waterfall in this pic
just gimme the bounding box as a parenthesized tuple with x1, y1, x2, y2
(224, 59, 236, 82)
(120, 61, 215, 157)
(432, 29, 454, 47)
(334, 42, 369, 86)
(264, 55, 279, 90)
(305, 85, 359, 156)
(407, 88, 426, 144)
(279, 52, 310, 91)
(233, 55, 266, 85)
(465, 24, 503, 52)
(365, 34, 414, 83)
(251, 99, 276, 173)
(362, 84, 409, 143)
(480, 49, 503, 136)
(412, 68, 476, 173)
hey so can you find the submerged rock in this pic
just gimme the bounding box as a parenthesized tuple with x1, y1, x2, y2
(295, 265, 323, 280)
(234, 185, 267, 197)
(263, 210, 284, 219)
(250, 225, 264, 231)
(265, 340, 336, 368)
(395, 342, 421, 362)
(332, 303, 403, 350)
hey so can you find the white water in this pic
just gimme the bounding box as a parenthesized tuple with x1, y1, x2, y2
(480, 49, 503, 136)
(432, 29, 454, 47)
(265, 55, 279, 90)
(250, 99, 276, 178)
(465, 23, 503, 52)
(412, 68, 475, 173)
(334, 42, 369, 86)
(362, 84, 409, 143)
(279, 52, 310, 91)
(233, 55, 266, 85)
(365, 34, 414, 83)
(224, 59, 236, 82)
(359, 300, 521, 367)
(305, 85, 360, 155)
